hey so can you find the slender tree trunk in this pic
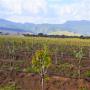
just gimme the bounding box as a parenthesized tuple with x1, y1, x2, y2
(78, 59, 81, 79)
(41, 66, 45, 90)
(41, 76, 44, 90)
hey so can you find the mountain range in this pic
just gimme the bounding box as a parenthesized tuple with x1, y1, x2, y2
(0, 19, 90, 36)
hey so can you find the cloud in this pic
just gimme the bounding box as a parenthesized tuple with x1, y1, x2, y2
(0, 0, 47, 15)
(49, 0, 90, 23)
(0, 0, 22, 14)
(22, 0, 47, 15)
(0, 0, 90, 23)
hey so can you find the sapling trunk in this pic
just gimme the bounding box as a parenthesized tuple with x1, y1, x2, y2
(41, 64, 45, 90)
(41, 75, 44, 90)
(78, 58, 82, 79)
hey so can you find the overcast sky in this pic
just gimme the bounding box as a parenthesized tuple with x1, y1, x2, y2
(0, 0, 90, 24)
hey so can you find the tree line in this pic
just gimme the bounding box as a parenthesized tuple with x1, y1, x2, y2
(23, 33, 90, 39)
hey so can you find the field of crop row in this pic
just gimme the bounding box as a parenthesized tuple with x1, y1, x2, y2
(0, 36, 90, 90)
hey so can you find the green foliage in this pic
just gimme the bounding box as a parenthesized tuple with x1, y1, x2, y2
(32, 46, 51, 73)
(74, 48, 84, 60)
(31, 46, 52, 90)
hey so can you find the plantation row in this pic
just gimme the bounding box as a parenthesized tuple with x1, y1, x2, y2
(0, 36, 90, 90)
(0, 36, 90, 59)
(0, 36, 90, 78)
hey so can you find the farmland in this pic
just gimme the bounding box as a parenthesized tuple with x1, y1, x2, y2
(0, 36, 90, 90)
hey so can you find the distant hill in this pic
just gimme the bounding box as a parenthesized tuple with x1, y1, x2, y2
(0, 19, 90, 35)
(0, 19, 33, 34)
(62, 20, 90, 35)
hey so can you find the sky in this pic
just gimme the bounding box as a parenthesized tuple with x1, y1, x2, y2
(0, 0, 90, 24)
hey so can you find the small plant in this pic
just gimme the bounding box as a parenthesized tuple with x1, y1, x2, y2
(32, 46, 52, 90)
(74, 48, 84, 78)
